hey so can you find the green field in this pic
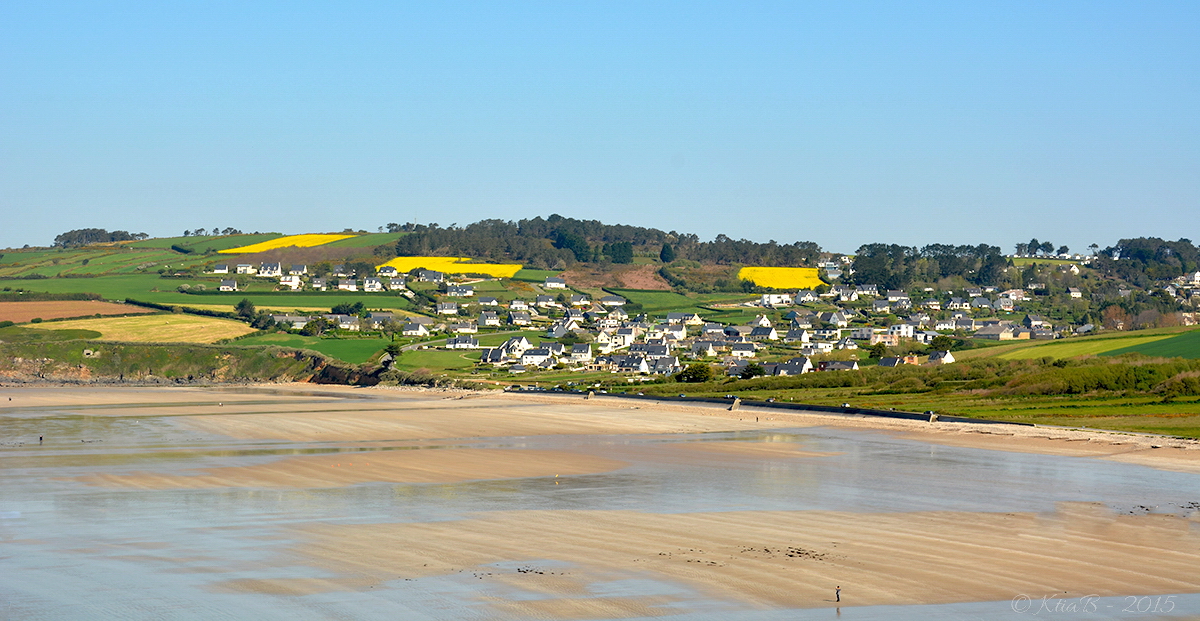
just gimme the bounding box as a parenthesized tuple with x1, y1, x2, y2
(512, 268, 560, 283)
(126, 233, 283, 252)
(1103, 329, 1200, 359)
(0, 274, 427, 313)
(233, 333, 390, 364)
(392, 348, 481, 372)
(320, 232, 408, 248)
(0, 325, 102, 342)
(992, 334, 1178, 360)
(608, 289, 696, 312)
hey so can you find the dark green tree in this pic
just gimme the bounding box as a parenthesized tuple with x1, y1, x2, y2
(659, 243, 676, 263)
(331, 301, 366, 316)
(739, 363, 766, 379)
(869, 342, 888, 359)
(930, 335, 955, 351)
(675, 363, 714, 383)
(607, 241, 634, 264)
(235, 298, 256, 319)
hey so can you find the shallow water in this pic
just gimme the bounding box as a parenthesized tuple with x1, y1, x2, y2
(3, 389, 1200, 620)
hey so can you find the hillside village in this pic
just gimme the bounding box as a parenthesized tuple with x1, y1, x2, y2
(202, 256, 1200, 382)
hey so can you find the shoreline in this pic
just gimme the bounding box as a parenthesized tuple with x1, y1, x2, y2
(6, 383, 1200, 614)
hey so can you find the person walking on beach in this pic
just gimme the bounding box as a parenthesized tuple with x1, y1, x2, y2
(39, 435, 43, 444)
(835, 586, 840, 602)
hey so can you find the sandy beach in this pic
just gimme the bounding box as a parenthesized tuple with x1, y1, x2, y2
(4, 383, 1200, 619)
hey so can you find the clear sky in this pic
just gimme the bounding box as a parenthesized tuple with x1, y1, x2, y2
(2, 1, 1196, 254)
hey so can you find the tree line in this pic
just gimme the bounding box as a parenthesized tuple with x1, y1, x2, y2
(53, 228, 149, 248)
(850, 243, 1008, 289)
(383, 215, 824, 269)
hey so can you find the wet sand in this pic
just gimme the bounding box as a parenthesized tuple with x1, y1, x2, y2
(278, 503, 1200, 610)
(78, 448, 628, 489)
(5, 384, 1200, 619)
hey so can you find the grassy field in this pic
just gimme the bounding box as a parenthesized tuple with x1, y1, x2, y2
(951, 327, 1199, 361)
(630, 378, 1200, 438)
(0, 325, 102, 342)
(28, 314, 257, 343)
(1103, 329, 1200, 359)
(0, 274, 217, 304)
(0, 247, 214, 278)
(321, 232, 408, 248)
(0, 301, 156, 323)
(125, 233, 284, 252)
(608, 289, 696, 312)
(512, 268, 560, 283)
(392, 348, 481, 373)
(233, 333, 390, 364)
(992, 334, 1179, 359)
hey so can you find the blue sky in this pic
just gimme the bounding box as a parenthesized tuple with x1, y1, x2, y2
(2, 1, 1196, 254)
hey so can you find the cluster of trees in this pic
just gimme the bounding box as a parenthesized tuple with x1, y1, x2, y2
(1015, 238, 1072, 257)
(53, 228, 149, 248)
(1093, 238, 1200, 287)
(182, 228, 243, 237)
(850, 243, 1008, 289)
(383, 215, 824, 269)
(233, 299, 276, 329)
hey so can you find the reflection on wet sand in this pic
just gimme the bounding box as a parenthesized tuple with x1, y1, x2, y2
(3, 384, 1200, 620)
(77, 448, 628, 489)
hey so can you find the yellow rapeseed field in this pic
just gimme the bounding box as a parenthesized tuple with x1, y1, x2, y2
(737, 266, 825, 289)
(30, 314, 257, 343)
(376, 257, 523, 278)
(218, 234, 357, 254)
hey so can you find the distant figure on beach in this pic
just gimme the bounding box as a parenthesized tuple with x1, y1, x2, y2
(39, 435, 43, 444)
(836, 586, 840, 602)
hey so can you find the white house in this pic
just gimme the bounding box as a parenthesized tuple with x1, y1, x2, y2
(235, 264, 256, 274)
(446, 335, 480, 349)
(928, 350, 956, 365)
(886, 324, 915, 339)
(211, 264, 229, 274)
(402, 322, 429, 337)
(447, 285, 474, 297)
(760, 293, 793, 307)
(337, 279, 358, 291)
(219, 279, 237, 292)
(730, 343, 757, 358)
(259, 263, 282, 277)
(363, 278, 384, 292)
(437, 302, 459, 315)
(544, 277, 567, 289)
(279, 275, 302, 290)
(479, 311, 501, 327)
(289, 264, 308, 276)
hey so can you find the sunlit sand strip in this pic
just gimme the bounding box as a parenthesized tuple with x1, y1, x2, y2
(175, 398, 766, 442)
(75, 448, 627, 489)
(265, 503, 1200, 611)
